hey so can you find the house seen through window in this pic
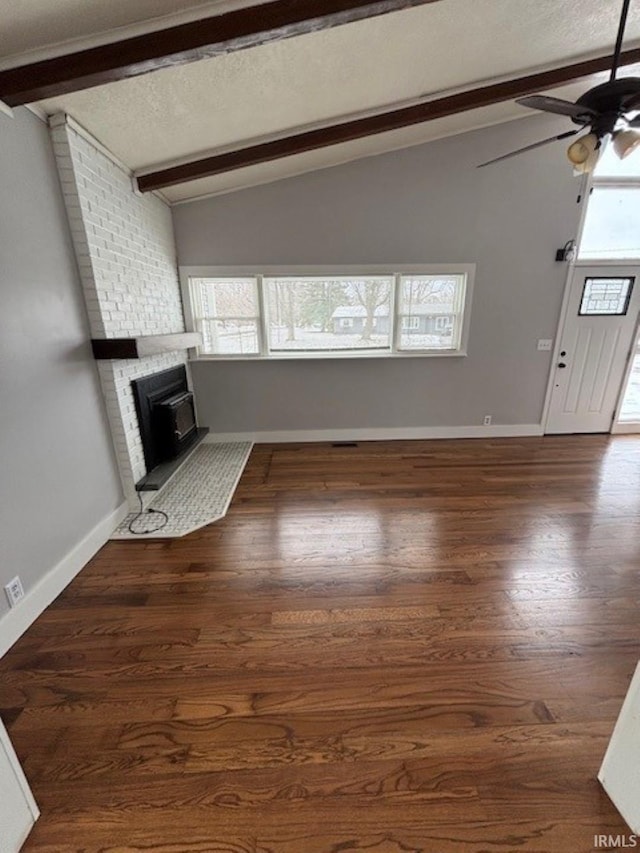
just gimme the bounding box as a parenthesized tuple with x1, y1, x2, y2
(184, 267, 473, 359)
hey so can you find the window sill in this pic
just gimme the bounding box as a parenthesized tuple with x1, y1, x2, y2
(189, 350, 468, 362)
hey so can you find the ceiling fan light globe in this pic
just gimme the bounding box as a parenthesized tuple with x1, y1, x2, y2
(566, 132, 599, 166)
(613, 129, 640, 159)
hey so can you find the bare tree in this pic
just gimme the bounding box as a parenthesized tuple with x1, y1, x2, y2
(212, 280, 256, 315)
(351, 279, 391, 340)
(403, 278, 455, 304)
(271, 281, 297, 342)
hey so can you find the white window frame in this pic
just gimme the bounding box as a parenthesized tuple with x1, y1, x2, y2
(189, 275, 263, 356)
(180, 265, 475, 361)
(340, 317, 354, 328)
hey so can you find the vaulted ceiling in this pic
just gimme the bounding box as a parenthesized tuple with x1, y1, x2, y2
(2, 0, 640, 202)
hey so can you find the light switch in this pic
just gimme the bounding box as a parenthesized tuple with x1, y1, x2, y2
(537, 339, 553, 351)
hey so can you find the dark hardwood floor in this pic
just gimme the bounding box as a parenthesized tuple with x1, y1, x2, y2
(2, 436, 640, 852)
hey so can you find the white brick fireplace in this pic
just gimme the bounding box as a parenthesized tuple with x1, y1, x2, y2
(50, 114, 189, 506)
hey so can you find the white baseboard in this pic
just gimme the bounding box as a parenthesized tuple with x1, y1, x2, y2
(611, 422, 640, 434)
(204, 423, 544, 444)
(0, 502, 128, 658)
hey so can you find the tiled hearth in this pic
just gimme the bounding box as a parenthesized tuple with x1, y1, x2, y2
(111, 442, 253, 538)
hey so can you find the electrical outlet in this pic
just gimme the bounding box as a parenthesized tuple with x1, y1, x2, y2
(4, 576, 24, 608)
(483, 415, 492, 426)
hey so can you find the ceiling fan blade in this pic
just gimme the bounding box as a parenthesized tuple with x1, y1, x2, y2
(477, 129, 580, 168)
(516, 95, 595, 121)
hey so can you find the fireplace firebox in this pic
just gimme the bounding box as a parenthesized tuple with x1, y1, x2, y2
(131, 365, 206, 490)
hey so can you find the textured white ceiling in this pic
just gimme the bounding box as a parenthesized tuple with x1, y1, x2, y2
(5, 0, 640, 200)
(0, 0, 252, 63)
(161, 72, 639, 202)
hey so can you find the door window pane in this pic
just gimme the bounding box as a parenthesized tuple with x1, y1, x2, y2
(578, 277, 634, 316)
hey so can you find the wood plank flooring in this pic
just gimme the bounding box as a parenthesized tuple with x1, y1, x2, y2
(2, 436, 640, 852)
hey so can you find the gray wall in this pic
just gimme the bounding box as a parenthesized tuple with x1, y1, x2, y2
(173, 115, 585, 434)
(0, 108, 123, 623)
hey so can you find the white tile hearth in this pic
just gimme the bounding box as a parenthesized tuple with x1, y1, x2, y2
(111, 442, 252, 539)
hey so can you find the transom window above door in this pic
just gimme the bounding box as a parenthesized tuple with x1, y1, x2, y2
(579, 143, 640, 261)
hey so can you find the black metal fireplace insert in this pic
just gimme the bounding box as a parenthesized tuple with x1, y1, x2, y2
(131, 365, 208, 491)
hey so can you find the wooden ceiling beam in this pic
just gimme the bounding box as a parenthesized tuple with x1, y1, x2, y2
(135, 47, 640, 192)
(0, 0, 442, 106)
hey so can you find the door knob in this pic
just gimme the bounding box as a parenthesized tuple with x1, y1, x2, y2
(558, 362, 567, 368)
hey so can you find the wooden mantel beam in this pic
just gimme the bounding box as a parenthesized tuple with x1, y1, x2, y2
(0, 0, 442, 106)
(136, 47, 640, 193)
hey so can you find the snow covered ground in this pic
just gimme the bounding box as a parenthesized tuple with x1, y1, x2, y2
(212, 325, 453, 353)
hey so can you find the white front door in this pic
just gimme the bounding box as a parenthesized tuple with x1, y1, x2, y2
(546, 265, 640, 434)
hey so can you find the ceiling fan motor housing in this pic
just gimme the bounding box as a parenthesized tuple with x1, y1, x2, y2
(575, 77, 640, 134)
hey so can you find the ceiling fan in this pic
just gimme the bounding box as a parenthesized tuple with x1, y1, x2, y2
(480, 0, 640, 171)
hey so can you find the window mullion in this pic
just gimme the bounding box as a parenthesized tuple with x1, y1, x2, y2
(189, 279, 203, 356)
(256, 275, 269, 357)
(391, 274, 400, 353)
(453, 279, 463, 350)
